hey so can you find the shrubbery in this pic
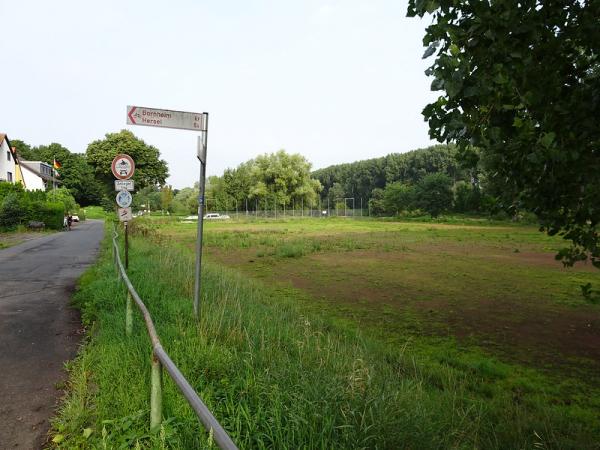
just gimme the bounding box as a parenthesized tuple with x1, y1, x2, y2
(0, 182, 78, 230)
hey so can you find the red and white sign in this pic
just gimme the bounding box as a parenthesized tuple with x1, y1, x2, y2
(111, 154, 135, 180)
(127, 105, 206, 131)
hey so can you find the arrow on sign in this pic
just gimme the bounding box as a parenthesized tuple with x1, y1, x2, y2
(128, 106, 138, 124)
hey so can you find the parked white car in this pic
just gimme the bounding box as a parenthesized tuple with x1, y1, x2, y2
(203, 213, 230, 220)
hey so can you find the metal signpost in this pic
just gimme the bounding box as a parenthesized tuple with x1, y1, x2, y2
(112, 154, 135, 269)
(126, 105, 208, 320)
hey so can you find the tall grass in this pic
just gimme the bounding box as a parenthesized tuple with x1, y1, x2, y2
(51, 229, 600, 449)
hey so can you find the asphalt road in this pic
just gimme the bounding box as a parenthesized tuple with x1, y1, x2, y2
(0, 220, 104, 450)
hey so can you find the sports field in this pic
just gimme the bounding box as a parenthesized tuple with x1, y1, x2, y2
(157, 216, 600, 379)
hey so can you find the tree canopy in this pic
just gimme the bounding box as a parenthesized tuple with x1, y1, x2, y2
(408, 0, 600, 269)
(86, 130, 169, 193)
(207, 150, 322, 209)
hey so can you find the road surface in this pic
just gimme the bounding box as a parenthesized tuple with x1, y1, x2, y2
(0, 220, 104, 449)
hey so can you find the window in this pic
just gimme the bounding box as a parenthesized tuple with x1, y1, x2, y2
(7, 172, 12, 182)
(6, 151, 10, 161)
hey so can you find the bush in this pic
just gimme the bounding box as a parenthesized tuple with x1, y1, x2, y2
(31, 201, 64, 229)
(0, 193, 26, 229)
(0, 181, 75, 230)
(0, 182, 25, 202)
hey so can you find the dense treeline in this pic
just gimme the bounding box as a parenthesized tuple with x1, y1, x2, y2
(199, 145, 492, 217)
(313, 144, 468, 203)
(311, 144, 489, 217)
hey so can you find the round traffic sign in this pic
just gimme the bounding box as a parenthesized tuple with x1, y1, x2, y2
(116, 190, 133, 208)
(111, 154, 135, 180)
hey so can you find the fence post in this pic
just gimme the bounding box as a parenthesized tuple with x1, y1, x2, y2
(150, 354, 163, 432)
(125, 291, 133, 336)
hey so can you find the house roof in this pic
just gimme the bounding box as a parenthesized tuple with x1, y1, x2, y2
(0, 133, 12, 152)
(0, 133, 19, 163)
(20, 161, 61, 184)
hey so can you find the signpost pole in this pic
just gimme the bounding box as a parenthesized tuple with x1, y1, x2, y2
(194, 113, 208, 320)
(125, 221, 129, 270)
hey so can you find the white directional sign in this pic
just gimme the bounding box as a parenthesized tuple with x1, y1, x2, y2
(127, 105, 207, 131)
(111, 154, 135, 180)
(118, 207, 133, 222)
(115, 180, 135, 191)
(116, 190, 133, 208)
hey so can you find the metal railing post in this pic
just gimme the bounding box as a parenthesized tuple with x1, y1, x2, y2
(126, 292, 133, 336)
(150, 355, 163, 432)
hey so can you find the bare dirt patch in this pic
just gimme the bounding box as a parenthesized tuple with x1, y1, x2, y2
(0, 231, 52, 249)
(206, 241, 600, 376)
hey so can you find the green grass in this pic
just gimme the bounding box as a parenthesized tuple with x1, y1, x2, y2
(83, 206, 110, 220)
(51, 221, 600, 449)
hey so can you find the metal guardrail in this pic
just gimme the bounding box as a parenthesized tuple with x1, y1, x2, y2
(111, 229, 238, 450)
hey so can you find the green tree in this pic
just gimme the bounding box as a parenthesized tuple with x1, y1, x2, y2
(133, 185, 161, 212)
(172, 186, 198, 214)
(86, 130, 169, 196)
(454, 181, 481, 213)
(408, 0, 600, 268)
(383, 182, 416, 215)
(10, 139, 33, 160)
(51, 187, 77, 213)
(207, 150, 322, 211)
(368, 188, 386, 216)
(415, 173, 453, 218)
(250, 150, 322, 207)
(160, 185, 174, 212)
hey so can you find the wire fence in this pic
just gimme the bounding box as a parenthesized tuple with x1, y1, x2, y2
(200, 197, 371, 219)
(111, 227, 238, 450)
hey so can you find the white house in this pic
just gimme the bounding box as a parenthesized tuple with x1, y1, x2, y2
(19, 161, 59, 191)
(0, 133, 17, 183)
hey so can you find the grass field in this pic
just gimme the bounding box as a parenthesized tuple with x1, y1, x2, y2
(52, 217, 600, 449)
(154, 217, 600, 378)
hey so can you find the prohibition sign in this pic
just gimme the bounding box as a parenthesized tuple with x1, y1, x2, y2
(111, 154, 135, 180)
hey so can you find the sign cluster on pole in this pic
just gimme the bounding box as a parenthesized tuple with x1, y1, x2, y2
(126, 105, 209, 320)
(112, 154, 136, 269)
(112, 154, 135, 221)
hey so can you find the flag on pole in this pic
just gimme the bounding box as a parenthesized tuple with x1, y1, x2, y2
(53, 159, 62, 169)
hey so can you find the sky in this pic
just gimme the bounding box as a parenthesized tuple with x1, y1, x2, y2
(0, 0, 437, 188)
